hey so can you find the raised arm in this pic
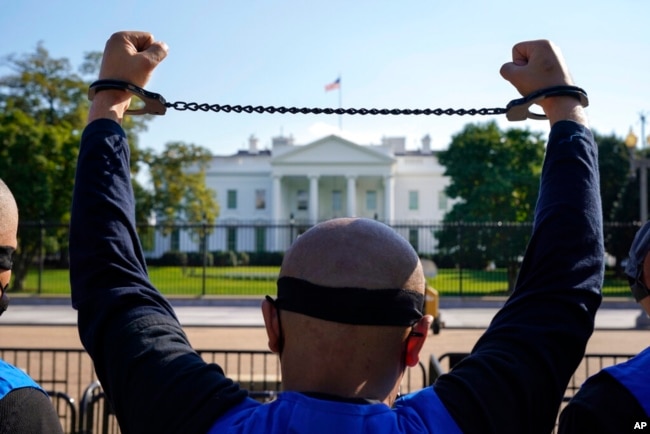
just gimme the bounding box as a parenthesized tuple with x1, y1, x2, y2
(500, 39, 588, 127)
(70, 31, 246, 434)
(434, 40, 603, 434)
(86, 31, 167, 124)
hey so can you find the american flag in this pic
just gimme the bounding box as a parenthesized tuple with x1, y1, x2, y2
(325, 77, 340, 92)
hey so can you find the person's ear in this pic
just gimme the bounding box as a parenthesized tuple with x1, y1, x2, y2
(642, 253, 650, 290)
(261, 299, 282, 354)
(0, 269, 10, 293)
(405, 315, 433, 367)
(640, 294, 650, 317)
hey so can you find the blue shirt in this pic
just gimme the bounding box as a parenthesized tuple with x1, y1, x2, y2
(559, 348, 650, 433)
(605, 346, 650, 416)
(208, 388, 460, 433)
(0, 359, 63, 434)
(0, 360, 45, 400)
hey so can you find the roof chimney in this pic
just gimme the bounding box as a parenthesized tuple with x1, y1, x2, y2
(381, 136, 406, 154)
(421, 134, 432, 154)
(272, 134, 294, 149)
(248, 134, 259, 154)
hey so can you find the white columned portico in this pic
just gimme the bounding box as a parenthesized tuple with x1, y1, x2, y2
(309, 175, 319, 224)
(347, 175, 357, 217)
(272, 175, 282, 223)
(384, 175, 395, 223)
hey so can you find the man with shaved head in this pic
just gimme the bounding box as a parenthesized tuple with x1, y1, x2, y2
(262, 217, 430, 406)
(0, 179, 64, 433)
(70, 31, 602, 434)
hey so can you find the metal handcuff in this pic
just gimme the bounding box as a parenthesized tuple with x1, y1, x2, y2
(87, 79, 588, 122)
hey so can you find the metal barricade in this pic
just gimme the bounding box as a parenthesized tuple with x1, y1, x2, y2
(434, 352, 637, 434)
(197, 349, 281, 400)
(78, 380, 119, 434)
(2, 346, 635, 433)
(47, 390, 77, 434)
(435, 351, 636, 400)
(196, 349, 427, 398)
(0, 348, 97, 405)
(562, 353, 636, 401)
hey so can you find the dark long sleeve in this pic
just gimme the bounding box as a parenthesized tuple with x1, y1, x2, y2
(69, 119, 247, 434)
(0, 388, 63, 434)
(434, 121, 604, 434)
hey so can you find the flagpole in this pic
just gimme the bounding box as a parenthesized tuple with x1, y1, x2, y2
(338, 74, 342, 131)
(325, 76, 342, 132)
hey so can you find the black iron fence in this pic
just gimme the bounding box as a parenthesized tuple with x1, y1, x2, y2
(15, 221, 635, 297)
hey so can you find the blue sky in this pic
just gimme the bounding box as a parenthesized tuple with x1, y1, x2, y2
(2, 0, 649, 156)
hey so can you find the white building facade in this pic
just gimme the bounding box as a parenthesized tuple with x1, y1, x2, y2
(197, 133, 453, 254)
(145, 133, 453, 257)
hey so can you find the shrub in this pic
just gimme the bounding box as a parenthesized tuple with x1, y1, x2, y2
(212, 251, 238, 266)
(237, 251, 250, 266)
(186, 251, 214, 267)
(247, 251, 285, 266)
(156, 251, 188, 266)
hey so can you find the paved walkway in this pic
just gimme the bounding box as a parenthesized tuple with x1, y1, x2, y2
(0, 297, 646, 329)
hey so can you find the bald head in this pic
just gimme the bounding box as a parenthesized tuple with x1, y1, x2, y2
(279, 217, 425, 293)
(268, 218, 430, 402)
(0, 179, 18, 247)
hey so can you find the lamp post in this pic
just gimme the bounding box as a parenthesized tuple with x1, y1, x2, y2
(201, 214, 208, 297)
(625, 114, 650, 329)
(289, 212, 295, 246)
(625, 114, 650, 223)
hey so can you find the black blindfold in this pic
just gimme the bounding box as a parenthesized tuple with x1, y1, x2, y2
(267, 276, 425, 326)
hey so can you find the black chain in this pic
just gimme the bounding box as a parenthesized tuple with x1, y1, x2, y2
(87, 79, 588, 121)
(164, 101, 507, 117)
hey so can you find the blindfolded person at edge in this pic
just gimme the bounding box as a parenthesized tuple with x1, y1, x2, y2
(69, 31, 602, 434)
(559, 221, 650, 433)
(0, 179, 64, 434)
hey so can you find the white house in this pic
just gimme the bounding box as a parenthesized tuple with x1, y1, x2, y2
(147, 133, 453, 256)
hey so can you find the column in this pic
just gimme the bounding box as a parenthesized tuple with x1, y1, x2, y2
(309, 175, 319, 224)
(272, 175, 282, 223)
(347, 175, 357, 217)
(271, 176, 282, 250)
(384, 175, 394, 224)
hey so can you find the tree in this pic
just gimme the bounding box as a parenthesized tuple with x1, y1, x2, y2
(0, 43, 87, 125)
(598, 131, 650, 274)
(595, 131, 634, 221)
(0, 44, 89, 290)
(436, 121, 546, 292)
(143, 141, 219, 248)
(0, 43, 152, 291)
(0, 110, 79, 290)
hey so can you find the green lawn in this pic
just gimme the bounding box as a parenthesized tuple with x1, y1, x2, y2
(17, 266, 631, 297)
